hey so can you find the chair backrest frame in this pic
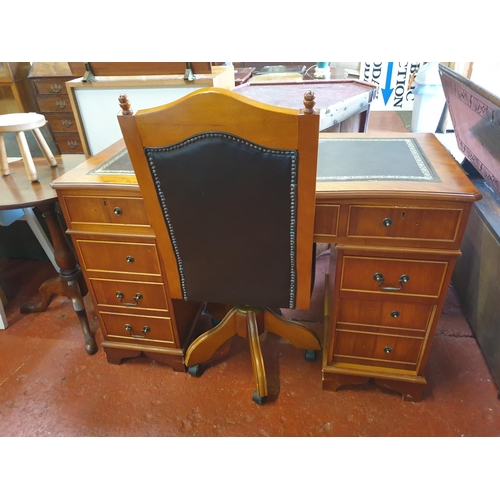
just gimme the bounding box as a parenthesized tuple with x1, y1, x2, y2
(118, 87, 319, 310)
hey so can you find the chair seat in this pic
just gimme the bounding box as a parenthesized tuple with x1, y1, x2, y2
(0, 112, 57, 182)
(0, 113, 47, 133)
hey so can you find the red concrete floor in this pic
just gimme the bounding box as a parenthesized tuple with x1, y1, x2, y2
(1, 251, 500, 438)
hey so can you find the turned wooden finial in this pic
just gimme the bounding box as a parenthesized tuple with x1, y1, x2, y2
(303, 91, 316, 114)
(118, 94, 133, 115)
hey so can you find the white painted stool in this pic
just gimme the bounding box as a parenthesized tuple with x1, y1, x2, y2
(0, 112, 57, 182)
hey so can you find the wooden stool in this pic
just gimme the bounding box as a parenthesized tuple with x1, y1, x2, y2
(0, 113, 57, 182)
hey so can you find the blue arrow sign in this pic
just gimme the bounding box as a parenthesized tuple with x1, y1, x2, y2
(381, 62, 394, 105)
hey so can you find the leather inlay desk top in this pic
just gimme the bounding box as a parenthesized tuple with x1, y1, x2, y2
(317, 137, 440, 183)
(88, 137, 440, 184)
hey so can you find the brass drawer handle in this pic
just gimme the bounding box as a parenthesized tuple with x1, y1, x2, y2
(384, 346, 393, 354)
(126, 255, 135, 263)
(56, 100, 67, 109)
(61, 119, 73, 128)
(373, 273, 410, 291)
(116, 291, 143, 306)
(113, 207, 122, 216)
(67, 140, 78, 149)
(382, 217, 393, 227)
(50, 83, 63, 93)
(391, 310, 400, 318)
(124, 324, 150, 338)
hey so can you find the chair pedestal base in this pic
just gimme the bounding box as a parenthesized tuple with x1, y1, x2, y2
(185, 306, 321, 404)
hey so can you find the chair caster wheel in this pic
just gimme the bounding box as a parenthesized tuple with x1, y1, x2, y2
(305, 349, 317, 362)
(187, 364, 203, 377)
(252, 391, 267, 405)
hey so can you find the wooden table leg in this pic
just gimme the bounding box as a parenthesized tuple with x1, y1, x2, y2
(20, 201, 97, 355)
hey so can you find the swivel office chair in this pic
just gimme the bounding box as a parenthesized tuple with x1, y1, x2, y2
(118, 87, 321, 404)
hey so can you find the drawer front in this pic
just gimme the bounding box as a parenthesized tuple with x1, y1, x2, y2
(77, 240, 162, 278)
(340, 255, 448, 298)
(314, 204, 340, 237)
(337, 297, 433, 335)
(37, 95, 73, 113)
(46, 113, 78, 133)
(64, 195, 150, 227)
(55, 133, 84, 154)
(334, 330, 423, 367)
(90, 278, 169, 312)
(101, 311, 175, 345)
(347, 205, 462, 243)
(33, 78, 69, 95)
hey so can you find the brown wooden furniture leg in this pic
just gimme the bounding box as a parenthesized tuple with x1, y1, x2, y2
(20, 201, 97, 355)
(322, 373, 371, 392)
(247, 310, 268, 401)
(322, 372, 426, 401)
(373, 378, 426, 402)
(263, 308, 321, 351)
(102, 344, 187, 371)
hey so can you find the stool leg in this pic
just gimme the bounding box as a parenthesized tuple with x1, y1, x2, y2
(32, 127, 57, 167)
(15, 131, 38, 182)
(0, 133, 10, 176)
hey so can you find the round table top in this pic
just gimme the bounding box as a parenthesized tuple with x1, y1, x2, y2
(0, 113, 47, 133)
(0, 154, 86, 209)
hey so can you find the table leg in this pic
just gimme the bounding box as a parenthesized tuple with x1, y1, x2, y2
(20, 202, 97, 355)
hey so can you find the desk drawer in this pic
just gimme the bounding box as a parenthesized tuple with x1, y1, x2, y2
(333, 330, 423, 369)
(347, 205, 462, 243)
(340, 255, 448, 298)
(101, 311, 175, 345)
(76, 239, 162, 278)
(90, 278, 169, 312)
(337, 297, 433, 335)
(64, 195, 150, 227)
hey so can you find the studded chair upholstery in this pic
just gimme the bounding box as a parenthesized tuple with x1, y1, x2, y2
(117, 87, 321, 404)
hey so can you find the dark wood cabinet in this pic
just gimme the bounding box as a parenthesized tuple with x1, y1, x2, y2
(29, 62, 84, 154)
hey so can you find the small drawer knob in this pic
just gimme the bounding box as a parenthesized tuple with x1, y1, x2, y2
(113, 207, 123, 216)
(126, 255, 135, 263)
(384, 346, 393, 354)
(391, 310, 400, 318)
(382, 217, 393, 227)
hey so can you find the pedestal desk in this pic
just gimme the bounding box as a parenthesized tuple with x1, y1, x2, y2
(52, 132, 481, 400)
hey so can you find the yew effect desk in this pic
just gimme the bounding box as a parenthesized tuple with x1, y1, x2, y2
(52, 133, 481, 400)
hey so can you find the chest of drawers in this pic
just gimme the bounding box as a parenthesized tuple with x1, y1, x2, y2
(316, 134, 481, 401)
(29, 63, 84, 154)
(54, 142, 203, 370)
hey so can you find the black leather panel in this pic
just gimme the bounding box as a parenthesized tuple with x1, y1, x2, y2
(146, 133, 298, 309)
